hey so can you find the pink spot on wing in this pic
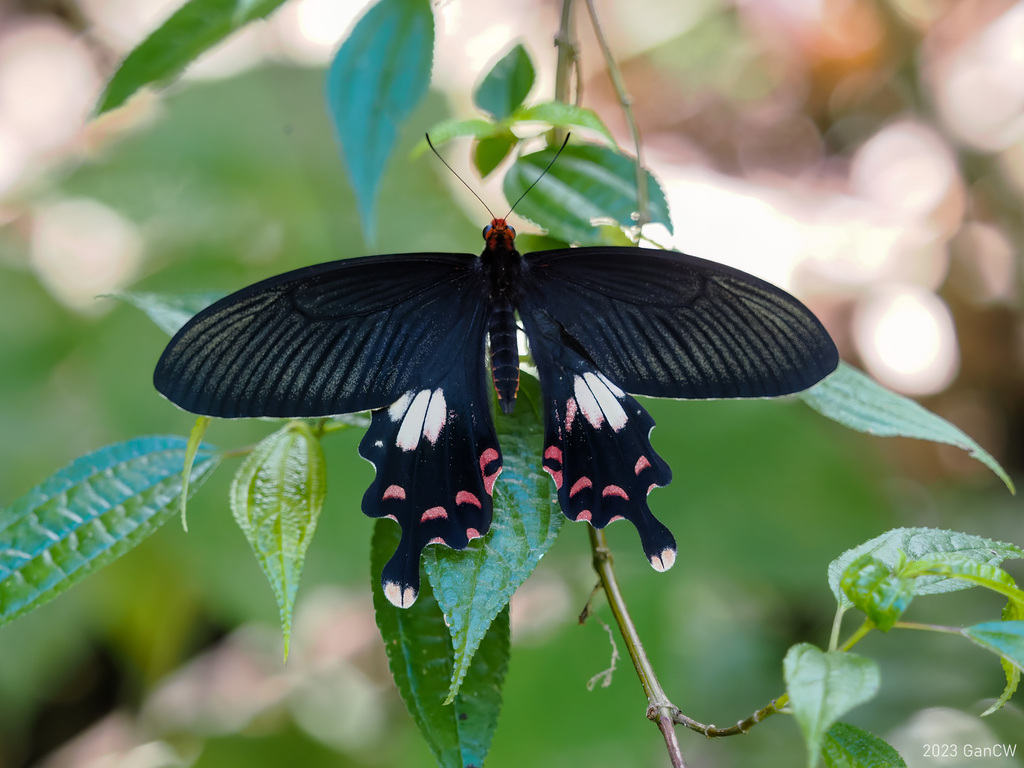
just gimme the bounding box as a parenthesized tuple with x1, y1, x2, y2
(569, 477, 592, 497)
(576, 510, 592, 523)
(456, 491, 481, 508)
(608, 515, 624, 523)
(602, 485, 629, 500)
(479, 448, 500, 471)
(650, 547, 677, 572)
(466, 528, 482, 539)
(421, 506, 448, 522)
(483, 466, 502, 495)
(544, 445, 562, 463)
(385, 514, 399, 523)
(543, 465, 563, 489)
(384, 581, 417, 608)
(383, 484, 406, 500)
(647, 483, 659, 495)
(427, 536, 445, 545)
(634, 456, 651, 475)
(565, 397, 578, 432)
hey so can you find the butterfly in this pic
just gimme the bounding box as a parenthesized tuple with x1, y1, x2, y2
(154, 218, 839, 608)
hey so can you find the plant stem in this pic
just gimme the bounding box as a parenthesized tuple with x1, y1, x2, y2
(554, 0, 578, 137)
(837, 619, 874, 652)
(675, 694, 789, 737)
(581, 0, 649, 230)
(588, 528, 688, 767)
(893, 621, 964, 635)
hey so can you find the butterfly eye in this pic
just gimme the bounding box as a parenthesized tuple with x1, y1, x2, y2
(482, 224, 492, 239)
(506, 224, 516, 238)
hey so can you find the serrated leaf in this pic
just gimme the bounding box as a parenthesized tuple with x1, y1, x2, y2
(474, 44, 535, 120)
(962, 622, 1024, 672)
(504, 144, 672, 244)
(822, 722, 906, 768)
(784, 644, 880, 768)
(326, 0, 434, 244)
(372, 520, 509, 768)
(230, 422, 325, 659)
(515, 102, 616, 145)
(827, 528, 1024, 608)
(474, 131, 517, 178)
(840, 555, 915, 632)
(801, 363, 1013, 492)
(0, 436, 220, 626)
(423, 373, 562, 701)
(98, 0, 288, 114)
(112, 291, 224, 335)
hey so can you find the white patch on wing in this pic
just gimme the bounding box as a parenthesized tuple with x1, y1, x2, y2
(395, 389, 431, 450)
(422, 388, 447, 444)
(384, 581, 417, 608)
(573, 375, 604, 428)
(388, 391, 414, 421)
(576, 372, 628, 431)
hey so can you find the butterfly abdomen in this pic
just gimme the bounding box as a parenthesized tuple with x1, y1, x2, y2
(488, 302, 520, 414)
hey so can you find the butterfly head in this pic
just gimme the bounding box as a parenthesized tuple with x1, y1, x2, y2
(483, 218, 516, 252)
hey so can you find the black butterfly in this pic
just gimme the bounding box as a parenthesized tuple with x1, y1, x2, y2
(155, 219, 838, 608)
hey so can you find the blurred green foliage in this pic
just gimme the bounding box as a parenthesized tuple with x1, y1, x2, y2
(1, 64, 1022, 767)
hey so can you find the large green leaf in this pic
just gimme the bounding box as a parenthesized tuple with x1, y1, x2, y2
(230, 422, 326, 658)
(801, 363, 1013, 492)
(515, 102, 616, 145)
(98, 0, 289, 114)
(821, 722, 906, 768)
(474, 44, 535, 121)
(784, 644, 880, 768)
(0, 436, 221, 625)
(504, 144, 672, 244)
(326, 0, 434, 244)
(423, 373, 562, 701)
(827, 528, 1024, 609)
(372, 520, 509, 768)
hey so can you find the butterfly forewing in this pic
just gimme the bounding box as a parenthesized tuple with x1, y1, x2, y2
(154, 253, 485, 418)
(520, 246, 838, 400)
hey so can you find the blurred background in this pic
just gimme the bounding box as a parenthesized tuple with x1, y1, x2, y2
(1, 0, 1023, 765)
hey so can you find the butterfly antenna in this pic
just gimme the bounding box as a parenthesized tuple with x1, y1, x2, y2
(425, 134, 496, 219)
(505, 133, 571, 218)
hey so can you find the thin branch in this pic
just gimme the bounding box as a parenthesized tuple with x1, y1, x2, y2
(554, 0, 578, 142)
(582, 0, 649, 231)
(587, 528, 688, 767)
(674, 694, 789, 738)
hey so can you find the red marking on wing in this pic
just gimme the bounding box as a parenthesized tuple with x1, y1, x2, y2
(608, 515, 624, 523)
(544, 445, 563, 462)
(634, 456, 651, 475)
(576, 510, 592, 523)
(420, 506, 448, 522)
(427, 536, 445, 545)
(383, 484, 406, 500)
(456, 490, 482, 508)
(543, 465, 563, 490)
(602, 485, 629, 500)
(565, 397, 578, 433)
(466, 527, 481, 539)
(569, 477, 592, 497)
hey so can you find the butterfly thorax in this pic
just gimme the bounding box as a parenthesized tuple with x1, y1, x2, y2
(481, 218, 523, 414)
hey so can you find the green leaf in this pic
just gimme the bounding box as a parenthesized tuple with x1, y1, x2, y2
(784, 644, 880, 768)
(474, 44, 535, 120)
(372, 520, 509, 768)
(180, 415, 212, 531)
(515, 102, 616, 145)
(504, 144, 672, 244)
(112, 291, 223, 335)
(827, 528, 1024, 608)
(822, 722, 906, 768)
(423, 373, 562, 701)
(98, 0, 289, 114)
(416, 118, 500, 157)
(474, 130, 517, 178)
(230, 422, 326, 659)
(801, 363, 1014, 492)
(326, 0, 434, 244)
(0, 436, 221, 626)
(840, 554, 916, 632)
(962, 621, 1024, 672)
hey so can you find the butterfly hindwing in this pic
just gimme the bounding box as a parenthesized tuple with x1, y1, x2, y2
(523, 310, 678, 572)
(521, 246, 838, 400)
(358, 329, 502, 608)
(154, 253, 485, 418)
